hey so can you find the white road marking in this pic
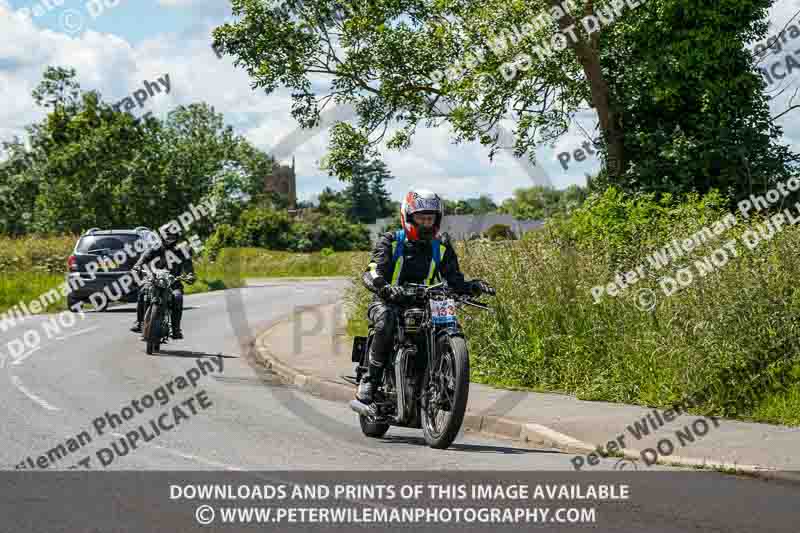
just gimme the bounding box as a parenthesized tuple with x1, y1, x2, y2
(9, 375, 60, 411)
(54, 326, 99, 341)
(109, 432, 244, 470)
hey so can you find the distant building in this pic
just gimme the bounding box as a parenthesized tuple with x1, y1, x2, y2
(441, 214, 543, 241)
(366, 214, 543, 244)
(265, 156, 297, 209)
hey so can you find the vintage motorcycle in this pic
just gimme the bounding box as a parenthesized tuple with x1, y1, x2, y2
(140, 268, 191, 355)
(348, 281, 493, 449)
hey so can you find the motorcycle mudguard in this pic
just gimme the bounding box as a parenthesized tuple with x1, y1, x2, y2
(435, 326, 463, 341)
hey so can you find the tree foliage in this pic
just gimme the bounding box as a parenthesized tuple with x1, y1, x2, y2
(213, 0, 799, 203)
(0, 66, 275, 236)
(314, 156, 396, 222)
(499, 184, 588, 219)
(205, 205, 371, 256)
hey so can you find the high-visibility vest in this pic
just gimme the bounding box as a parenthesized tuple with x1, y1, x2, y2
(389, 229, 446, 286)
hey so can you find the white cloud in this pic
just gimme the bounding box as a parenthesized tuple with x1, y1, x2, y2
(0, 0, 798, 206)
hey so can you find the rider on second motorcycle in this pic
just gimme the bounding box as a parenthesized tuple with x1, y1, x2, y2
(356, 189, 494, 405)
(129, 226, 196, 339)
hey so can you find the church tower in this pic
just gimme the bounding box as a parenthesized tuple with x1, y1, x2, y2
(264, 156, 297, 209)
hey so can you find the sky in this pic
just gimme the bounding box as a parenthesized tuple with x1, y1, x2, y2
(1, 0, 799, 204)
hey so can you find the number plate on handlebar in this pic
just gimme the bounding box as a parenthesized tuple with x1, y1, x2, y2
(430, 298, 457, 324)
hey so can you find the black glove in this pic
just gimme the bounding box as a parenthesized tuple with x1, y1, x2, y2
(379, 284, 404, 303)
(469, 279, 495, 297)
(131, 265, 145, 282)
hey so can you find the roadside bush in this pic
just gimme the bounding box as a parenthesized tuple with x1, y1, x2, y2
(205, 207, 371, 253)
(205, 224, 240, 260)
(237, 207, 294, 249)
(306, 213, 371, 251)
(485, 224, 515, 241)
(0, 234, 76, 273)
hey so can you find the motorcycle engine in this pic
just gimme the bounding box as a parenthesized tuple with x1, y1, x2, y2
(402, 308, 425, 334)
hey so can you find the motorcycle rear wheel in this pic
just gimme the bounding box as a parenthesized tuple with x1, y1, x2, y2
(421, 335, 469, 449)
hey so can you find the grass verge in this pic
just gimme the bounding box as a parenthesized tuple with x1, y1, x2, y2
(0, 247, 369, 315)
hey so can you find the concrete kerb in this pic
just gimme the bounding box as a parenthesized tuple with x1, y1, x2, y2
(251, 313, 606, 452)
(252, 316, 543, 442)
(253, 302, 800, 483)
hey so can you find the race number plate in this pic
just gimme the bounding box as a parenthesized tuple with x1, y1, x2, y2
(430, 298, 457, 324)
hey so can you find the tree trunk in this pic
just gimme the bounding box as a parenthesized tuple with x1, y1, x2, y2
(548, 0, 626, 180)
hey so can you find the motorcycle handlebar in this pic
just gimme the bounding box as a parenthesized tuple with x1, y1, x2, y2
(398, 283, 491, 309)
(136, 268, 194, 283)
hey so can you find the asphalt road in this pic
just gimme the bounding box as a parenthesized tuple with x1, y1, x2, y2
(0, 279, 797, 532)
(1, 278, 587, 471)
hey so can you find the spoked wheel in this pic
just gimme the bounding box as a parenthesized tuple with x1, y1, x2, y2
(421, 335, 469, 449)
(143, 304, 162, 355)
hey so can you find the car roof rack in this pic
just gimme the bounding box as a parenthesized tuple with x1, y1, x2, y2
(85, 228, 101, 235)
(134, 226, 151, 233)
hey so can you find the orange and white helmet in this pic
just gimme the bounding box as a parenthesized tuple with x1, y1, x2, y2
(400, 189, 444, 241)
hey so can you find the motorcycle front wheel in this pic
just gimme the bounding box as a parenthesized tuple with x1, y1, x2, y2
(143, 304, 162, 355)
(421, 335, 469, 449)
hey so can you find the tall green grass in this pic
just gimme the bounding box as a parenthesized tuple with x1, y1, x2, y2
(0, 234, 76, 273)
(345, 191, 800, 426)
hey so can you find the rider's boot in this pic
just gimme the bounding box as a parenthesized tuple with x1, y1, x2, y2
(170, 303, 183, 339)
(132, 292, 146, 334)
(356, 377, 375, 404)
(356, 362, 383, 405)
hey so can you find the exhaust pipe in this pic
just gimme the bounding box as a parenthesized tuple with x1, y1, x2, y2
(395, 349, 408, 424)
(394, 346, 416, 424)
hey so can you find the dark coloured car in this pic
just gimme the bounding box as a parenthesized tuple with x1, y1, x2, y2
(66, 227, 160, 311)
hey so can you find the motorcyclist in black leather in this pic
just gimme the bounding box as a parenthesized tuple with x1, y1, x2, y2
(356, 189, 494, 405)
(129, 228, 196, 339)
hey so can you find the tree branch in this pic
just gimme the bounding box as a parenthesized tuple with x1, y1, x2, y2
(773, 87, 800, 119)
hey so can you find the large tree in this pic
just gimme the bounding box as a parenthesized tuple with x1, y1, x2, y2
(346, 159, 377, 223)
(365, 158, 394, 219)
(0, 66, 275, 235)
(213, 0, 797, 202)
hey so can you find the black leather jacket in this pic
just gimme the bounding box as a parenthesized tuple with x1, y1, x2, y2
(362, 231, 470, 299)
(133, 242, 195, 286)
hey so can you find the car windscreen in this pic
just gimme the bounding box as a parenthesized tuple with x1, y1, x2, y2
(75, 234, 145, 255)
